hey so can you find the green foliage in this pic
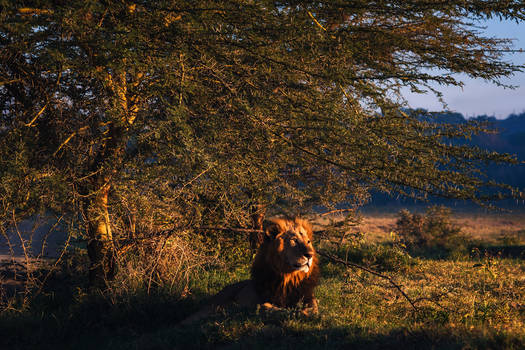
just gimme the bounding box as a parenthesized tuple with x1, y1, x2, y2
(1, 0, 525, 309)
(395, 206, 471, 258)
(1, 1, 524, 234)
(327, 242, 416, 273)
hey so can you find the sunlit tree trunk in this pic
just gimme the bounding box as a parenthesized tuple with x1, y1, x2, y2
(85, 179, 115, 288)
(84, 68, 139, 288)
(84, 122, 124, 288)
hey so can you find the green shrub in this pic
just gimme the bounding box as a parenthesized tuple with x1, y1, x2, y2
(328, 242, 416, 272)
(395, 206, 470, 258)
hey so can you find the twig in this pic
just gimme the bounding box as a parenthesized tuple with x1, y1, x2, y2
(196, 226, 263, 234)
(412, 289, 455, 312)
(179, 53, 185, 105)
(172, 164, 215, 200)
(53, 126, 89, 156)
(25, 103, 48, 127)
(0, 220, 17, 270)
(97, 8, 108, 27)
(0, 261, 26, 269)
(319, 208, 355, 217)
(307, 11, 327, 31)
(0, 78, 23, 86)
(39, 214, 64, 258)
(317, 249, 418, 311)
(147, 235, 170, 295)
(34, 226, 73, 297)
(12, 209, 32, 295)
(195, 226, 336, 239)
(18, 8, 53, 15)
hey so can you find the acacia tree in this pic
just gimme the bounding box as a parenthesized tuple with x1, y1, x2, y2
(1, 0, 524, 287)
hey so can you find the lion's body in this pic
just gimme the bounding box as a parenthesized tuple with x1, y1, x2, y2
(181, 217, 319, 325)
(251, 217, 319, 309)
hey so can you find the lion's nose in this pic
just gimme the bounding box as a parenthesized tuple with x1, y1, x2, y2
(304, 252, 313, 259)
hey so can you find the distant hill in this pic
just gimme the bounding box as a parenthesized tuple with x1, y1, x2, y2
(462, 112, 525, 189)
(368, 111, 525, 209)
(470, 113, 525, 156)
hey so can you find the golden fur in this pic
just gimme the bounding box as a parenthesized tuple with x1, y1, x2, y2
(181, 217, 319, 325)
(251, 217, 319, 312)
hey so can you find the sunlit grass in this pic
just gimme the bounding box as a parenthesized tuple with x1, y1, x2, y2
(1, 212, 524, 349)
(129, 255, 524, 350)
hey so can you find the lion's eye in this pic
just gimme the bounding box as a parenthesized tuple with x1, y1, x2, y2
(307, 240, 311, 244)
(290, 238, 297, 246)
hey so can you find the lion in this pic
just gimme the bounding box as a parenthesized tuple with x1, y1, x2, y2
(181, 216, 320, 324)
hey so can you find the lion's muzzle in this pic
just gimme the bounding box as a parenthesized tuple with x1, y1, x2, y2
(292, 252, 314, 272)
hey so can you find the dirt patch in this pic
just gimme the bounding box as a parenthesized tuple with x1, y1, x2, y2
(315, 210, 525, 243)
(1, 213, 69, 260)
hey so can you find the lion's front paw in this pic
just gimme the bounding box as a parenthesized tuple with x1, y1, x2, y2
(260, 302, 282, 311)
(301, 298, 319, 316)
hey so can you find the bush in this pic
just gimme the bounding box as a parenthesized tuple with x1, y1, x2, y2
(395, 206, 470, 258)
(328, 242, 416, 273)
(108, 232, 215, 301)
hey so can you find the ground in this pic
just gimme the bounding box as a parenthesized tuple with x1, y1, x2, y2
(0, 209, 524, 349)
(356, 210, 525, 243)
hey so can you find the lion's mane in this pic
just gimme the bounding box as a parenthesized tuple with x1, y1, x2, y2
(251, 217, 320, 308)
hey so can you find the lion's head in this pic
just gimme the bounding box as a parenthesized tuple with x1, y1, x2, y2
(181, 216, 319, 324)
(261, 217, 316, 274)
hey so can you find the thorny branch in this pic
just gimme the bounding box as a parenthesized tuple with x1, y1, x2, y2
(316, 249, 418, 311)
(190, 225, 419, 311)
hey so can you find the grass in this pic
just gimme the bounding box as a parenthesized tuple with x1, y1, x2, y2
(356, 210, 525, 243)
(1, 212, 524, 349)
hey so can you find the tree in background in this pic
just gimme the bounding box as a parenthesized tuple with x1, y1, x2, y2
(1, 1, 524, 287)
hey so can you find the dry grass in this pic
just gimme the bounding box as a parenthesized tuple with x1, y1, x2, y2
(108, 234, 211, 300)
(453, 212, 525, 241)
(347, 210, 525, 243)
(1, 209, 524, 349)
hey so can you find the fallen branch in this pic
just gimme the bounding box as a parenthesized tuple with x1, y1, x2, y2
(316, 249, 418, 311)
(196, 226, 263, 234)
(196, 226, 334, 236)
(412, 289, 455, 312)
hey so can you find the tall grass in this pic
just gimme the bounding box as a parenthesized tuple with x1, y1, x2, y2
(1, 209, 524, 349)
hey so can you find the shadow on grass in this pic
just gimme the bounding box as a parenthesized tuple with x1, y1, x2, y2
(1, 282, 523, 350)
(0, 283, 202, 350)
(125, 308, 524, 350)
(474, 245, 525, 259)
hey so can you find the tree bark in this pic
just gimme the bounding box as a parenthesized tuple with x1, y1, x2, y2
(83, 68, 137, 288)
(249, 204, 266, 250)
(83, 123, 124, 288)
(86, 179, 115, 288)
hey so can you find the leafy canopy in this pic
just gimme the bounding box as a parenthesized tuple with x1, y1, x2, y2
(1, 1, 524, 230)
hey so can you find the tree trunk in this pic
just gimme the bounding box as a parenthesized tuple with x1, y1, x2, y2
(83, 68, 137, 288)
(249, 204, 266, 250)
(85, 180, 115, 288)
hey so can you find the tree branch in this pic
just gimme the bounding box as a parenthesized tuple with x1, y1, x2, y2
(316, 249, 418, 311)
(186, 225, 418, 310)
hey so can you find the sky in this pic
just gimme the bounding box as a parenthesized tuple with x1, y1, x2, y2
(403, 18, 525, 119)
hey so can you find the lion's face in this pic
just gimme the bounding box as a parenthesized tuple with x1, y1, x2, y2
(280, 229, 315, 273)
(264, 218, 316, 274)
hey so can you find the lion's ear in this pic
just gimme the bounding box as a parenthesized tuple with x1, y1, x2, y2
(263, 220, 282, 240)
